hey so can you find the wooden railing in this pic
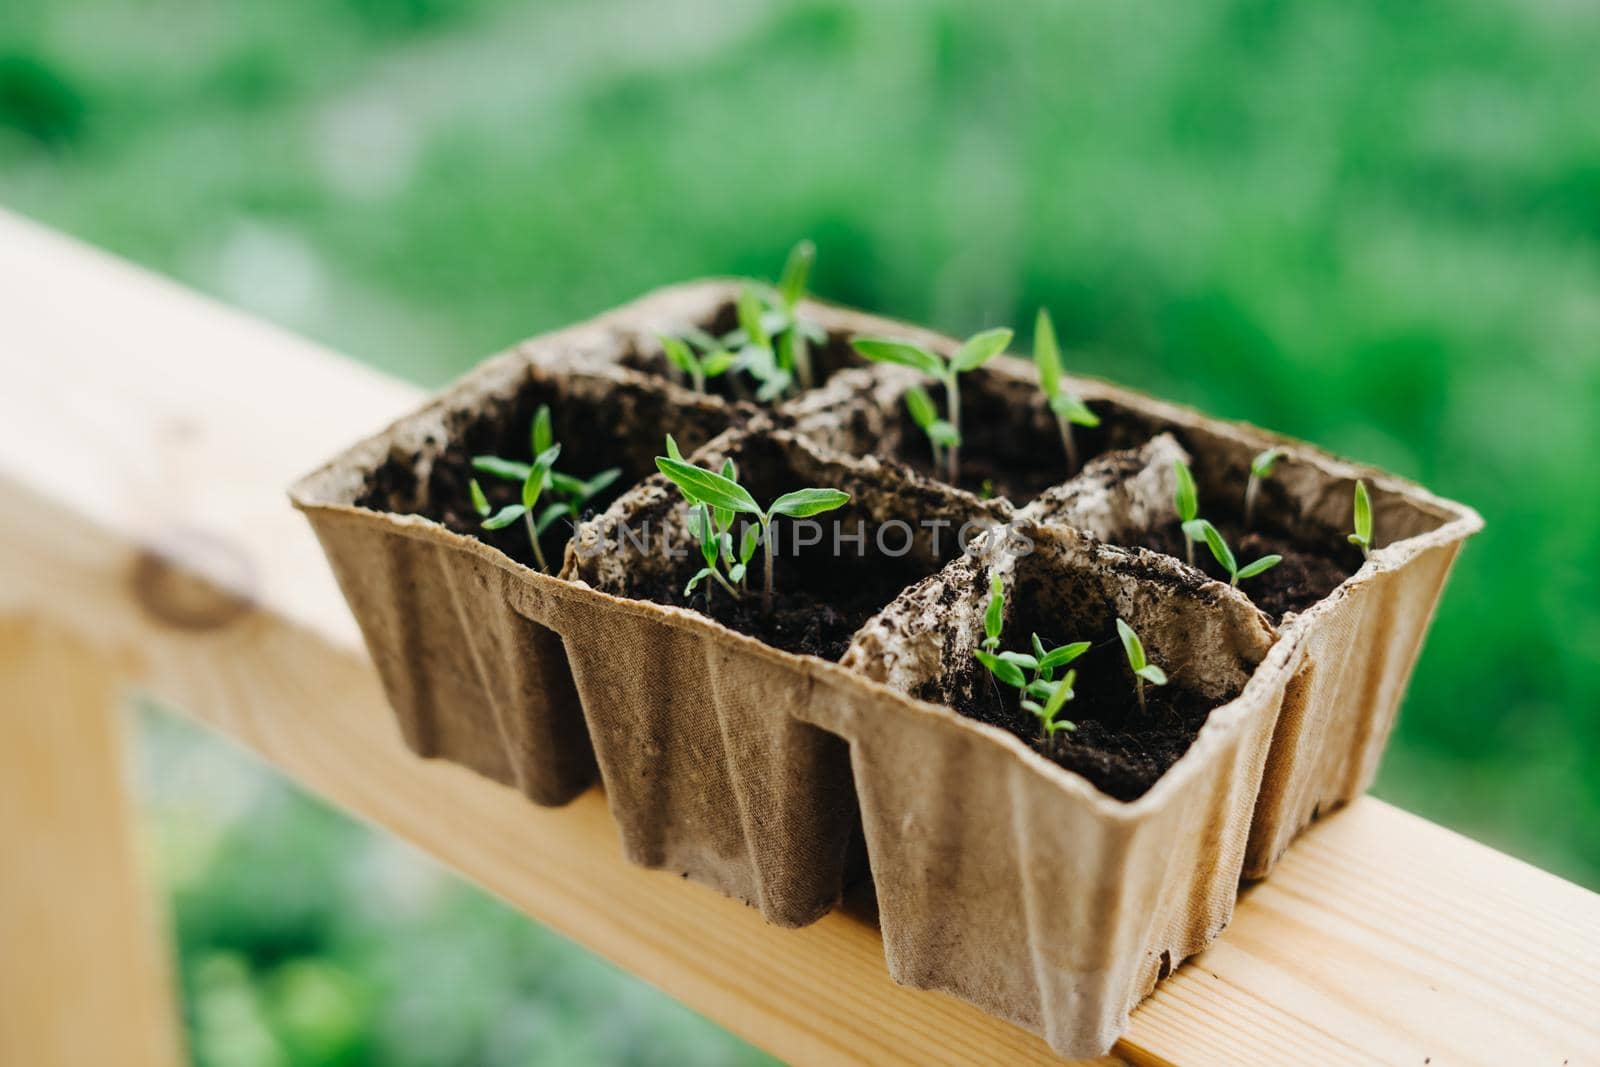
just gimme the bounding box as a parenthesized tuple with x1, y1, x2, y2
(1, 209, 1596, 1067)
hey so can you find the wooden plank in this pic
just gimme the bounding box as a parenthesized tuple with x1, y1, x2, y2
(1, 208, 1596, 1065)
(0, 618, 185, 1067)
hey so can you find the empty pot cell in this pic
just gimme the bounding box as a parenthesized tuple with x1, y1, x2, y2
(789, 358, 1168, 506)
(845, 520, 1274, 801)
(568, 428, 1011, 661)
(356, 363, 732, 576)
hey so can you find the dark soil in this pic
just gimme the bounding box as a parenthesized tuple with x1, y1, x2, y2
(624, 514, 947, 661)
(891, 387, 1162, 506)
(943, 620, 1236, 801)
(354, 373, 730, 571)
(361, 435, 594, 571)
(1137, 512, 1360, 621)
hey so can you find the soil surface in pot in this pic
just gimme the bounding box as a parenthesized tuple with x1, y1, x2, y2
(360, 436, 615, 573)
(1135, 511, 1361, 621)
(890, 390, 1160, 506)
(943, 622, 1238, 801)
(621, 512, 943, 661)
(354, 375, 727, 573)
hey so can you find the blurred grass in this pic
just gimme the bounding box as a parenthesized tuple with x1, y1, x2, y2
(4, 0, 1598, 1060)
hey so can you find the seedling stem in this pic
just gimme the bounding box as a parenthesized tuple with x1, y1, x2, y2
(1245, 447, 1283, 529)
(851, 327, 1013, 486)
(1033, 308, 1099, 474)
(656, 445, 850, 615)
(1116, 617, 1168, 715)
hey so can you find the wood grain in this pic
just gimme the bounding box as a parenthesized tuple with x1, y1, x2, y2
(1, 208, 1596, 1065)
(0, 619, 185, 1067)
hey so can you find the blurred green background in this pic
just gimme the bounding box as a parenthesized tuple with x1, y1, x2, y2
(4, 0, 1597, 1062)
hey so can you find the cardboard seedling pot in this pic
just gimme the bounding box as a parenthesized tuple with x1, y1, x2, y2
(562, 426, 1010, 926)
(791, 333, 1479, 875)
(1014, 384, 1482, 876)
(291, 326, 737, 804)
(292, 280, 1478, 1053)
(830, 521, 1295, 1055)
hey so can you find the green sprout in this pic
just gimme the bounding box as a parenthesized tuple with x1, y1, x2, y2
(1182, 518, 1282, 587)
(851, 326, 1013, 485)
(469, 405, 621, 573)
(471, 443, 562, 572)
(1349, 479, 1373, 559)
(981, 573, 1005, 652)
(1116, 617, 1168, 715)
(774, 239, 819, 390)
(668, 435, 758, 607)
(660, 333, 735, 395)
(973, 575, 1090, 743)
(719, 240, 826, 399)
(732, 286, 791, 402)
(1245, 447, 1283, 528)
(1033, 308, 1099, 473)
(903, 384, 961, 473)
(655, 443, 850, 614)
(1021, 670, 1079, 744)
(1173, 458, 1199, 567)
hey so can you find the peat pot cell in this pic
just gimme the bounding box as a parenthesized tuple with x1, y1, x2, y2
(1031, 420, 1459, 622)
(791, 359, 1166, 507)
(567, 429, 1011, 661)
(846, 521, 1274, 800)
(617, 297, 869, 407)
(356, 364, 732, 573)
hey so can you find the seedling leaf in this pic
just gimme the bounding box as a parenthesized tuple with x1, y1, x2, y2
(926, 420, 961, 447)
(1350, 479, 1373, 557)
(1116, 617, 1147, 671)
(1181, 518, 1235, 576)
(655, 457, 761, 515)
(584, 468, 622, 498)
(1038, 641, 1091, 674)
(949, 327, 1012, 373)
(769, 488, 851, 518)
(1251, 447, 1284, 479)
(905, 385, 939, 429)
(473, 456, 532, 482)
(1173, 460, 1198, 522)
(999, 651, 1039, 671)
(535, 502, 571, 535)
(850, 337, 945, 378)
(1235, 554, 1283, 580)
(660, 334, 698, 376)
(779, 239, 814, 310)
(1034, 307, 1061, 398)
(983, 574, 1005, 650)
(1137, 664, 1168, 686)
(975, 650, 1027, 689)
(469, 479, 491, 517)
(532, 405, 553, 456)
(481, 504, 527, 530)
(737, 288, 771, 350)
(1050, 392, 1100, 427)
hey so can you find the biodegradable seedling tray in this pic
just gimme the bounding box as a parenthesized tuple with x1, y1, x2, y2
(834, 521, 1293, 1053)
(292, 279, 1479, 1055)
